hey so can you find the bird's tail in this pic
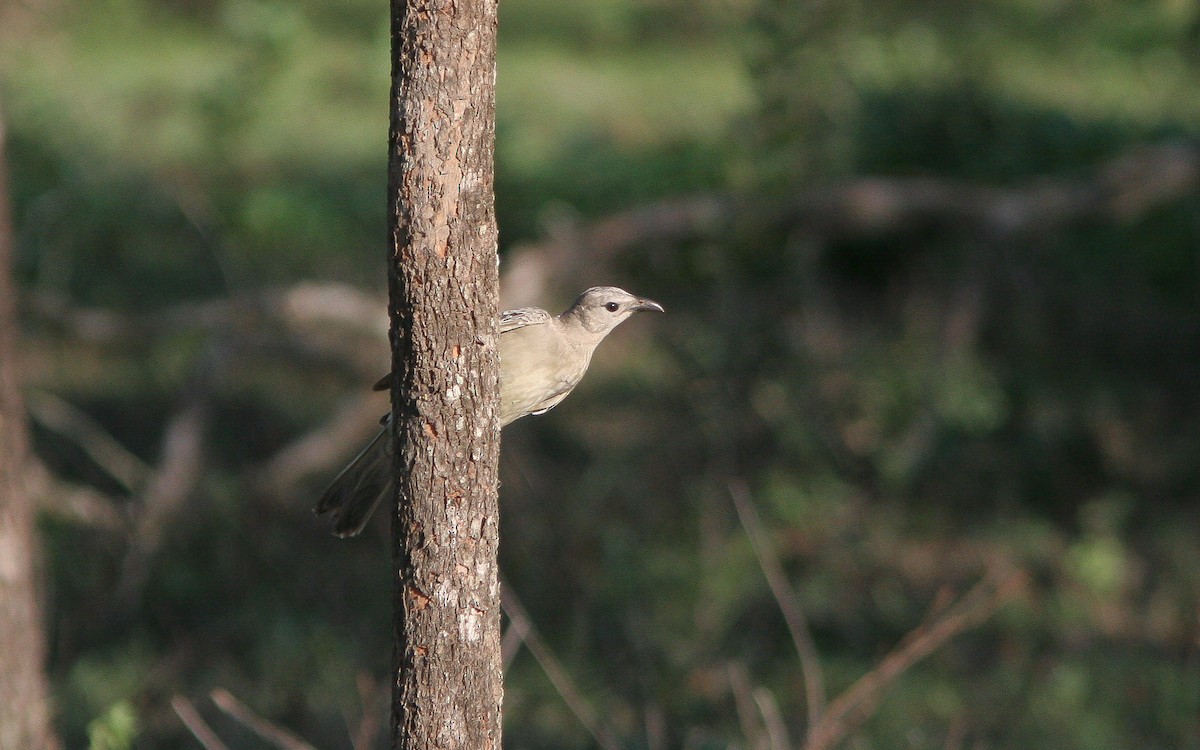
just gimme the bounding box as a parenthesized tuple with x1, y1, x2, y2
(314, 426, 393, 537)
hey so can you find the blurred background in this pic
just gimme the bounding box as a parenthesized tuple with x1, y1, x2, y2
(3, 0, 1200, 747)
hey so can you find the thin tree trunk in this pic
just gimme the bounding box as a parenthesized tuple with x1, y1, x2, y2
(386, 0, 502, 747)
(0, 103, 59, 750)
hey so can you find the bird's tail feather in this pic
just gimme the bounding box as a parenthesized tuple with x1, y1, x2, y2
(314, 426, 393, 537)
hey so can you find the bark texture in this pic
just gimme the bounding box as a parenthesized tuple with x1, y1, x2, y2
(386, 0, 502, 748)
(0, 106, 59, 750)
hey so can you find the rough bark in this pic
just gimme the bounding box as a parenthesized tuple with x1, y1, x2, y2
(0, 104, 59, 750)
(386, 0, 502, 748)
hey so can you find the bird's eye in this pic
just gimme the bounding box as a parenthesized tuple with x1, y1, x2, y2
(604, 302, 620, 312)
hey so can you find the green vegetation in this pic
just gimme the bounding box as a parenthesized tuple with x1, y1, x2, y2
(4, 0, 1200, 747)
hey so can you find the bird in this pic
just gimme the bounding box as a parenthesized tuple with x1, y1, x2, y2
(314, 286, 664, 536)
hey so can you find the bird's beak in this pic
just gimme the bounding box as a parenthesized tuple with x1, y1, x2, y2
(633, 298, 664, 313)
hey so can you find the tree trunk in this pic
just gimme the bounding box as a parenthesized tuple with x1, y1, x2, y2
(386, 0, 502, 748)
(0, 104, 59, 750)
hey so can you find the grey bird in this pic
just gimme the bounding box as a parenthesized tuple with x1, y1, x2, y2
(314, 286, 663, 536)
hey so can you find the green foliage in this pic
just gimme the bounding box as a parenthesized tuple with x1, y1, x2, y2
(86, 701, 138, 750)
(744, 0, 1200, 186)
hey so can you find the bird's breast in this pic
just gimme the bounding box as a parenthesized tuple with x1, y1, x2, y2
(497, 326, 593, 425)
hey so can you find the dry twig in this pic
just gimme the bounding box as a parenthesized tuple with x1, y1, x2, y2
(727, 484, 1024, 750)
(728, 480, 827, 732)
(171, 696, 230, 750)
(643, 701, 668, 750)
(115, 393, 211, 607)
(252, 392, 386, 500)
(500, 621, 525, 670)
(25, 391, 151, 493)
(803, 568, 1026, 750)
(500, 577, 623, 750)
(25, 461, 127, 530)
(727, 662, 768, 750)
(210, 688, 319, 750)
(347, 673, 386, 750)
(753, 687, 793, 750)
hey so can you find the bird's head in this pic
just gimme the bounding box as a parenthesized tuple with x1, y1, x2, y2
(564, 286, 664, 335)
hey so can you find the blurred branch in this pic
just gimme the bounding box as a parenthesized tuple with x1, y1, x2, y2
(500, 577, 623, 750)
(24, 282, 391, 538)
(728, 480, 826, 733)
(252, 392, 385, 502)
(115, 350, 218, 609)
(171, 696, 231, 750)
(25, 461, 127, 531)
(500, 621, 525, 671)
(505, 142, 1200, 300)
(944, 716, 968, 750)
(210, 688, 319, 750)
(803, 567, 1027, 750)
(26, 391, 151, 493)
(24, 292, 232, 345)
(134, 395, 210, 548)
(22, 282, 388, 381)
(175, 691, 323, 750)
(727, 662, 768, 750)
(347, 673, 386, 750)
(502, 195, 729, 304)
(643, 702, 667, 750)
(752, 686, 792, 750)
(728, 664, 794, 750)
(24, 282, 385, 342)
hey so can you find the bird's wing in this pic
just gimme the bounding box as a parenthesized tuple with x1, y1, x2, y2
(371, 308, 551, 390)
(529, 389, 572, 416)
(499, 306, 552, 334)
